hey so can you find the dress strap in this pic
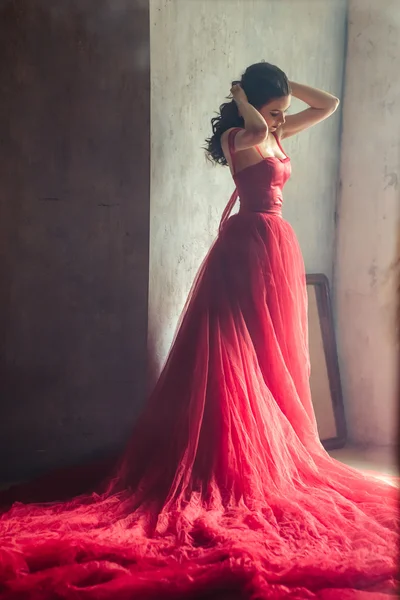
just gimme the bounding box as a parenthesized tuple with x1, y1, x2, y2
(255, 145, 265, 159)
(272, 131, 288, 160)
(219, 128, 242, 234)
(227, 127, 241, 174)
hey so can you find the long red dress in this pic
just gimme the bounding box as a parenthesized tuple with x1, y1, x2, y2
(0, 128, 398, 599)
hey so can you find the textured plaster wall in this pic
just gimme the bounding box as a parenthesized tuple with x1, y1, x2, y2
(335, 0, 399, 446)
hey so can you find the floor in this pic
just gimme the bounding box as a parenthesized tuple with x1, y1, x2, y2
(329, 444, 399, 478)
(1, 445, 398, 493)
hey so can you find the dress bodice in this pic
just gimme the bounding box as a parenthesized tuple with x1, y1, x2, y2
(234, 155, 291, 216)
(219, 128, 291, 232)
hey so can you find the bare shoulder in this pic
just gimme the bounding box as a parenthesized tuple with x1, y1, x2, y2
(221, 127, 242, 148)
(221, 127, 268, 153)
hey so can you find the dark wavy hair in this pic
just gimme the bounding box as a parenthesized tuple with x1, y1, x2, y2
(205, 62, 291, 166)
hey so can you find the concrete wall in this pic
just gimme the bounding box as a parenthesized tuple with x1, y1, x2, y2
(149, 0, 347, 378)
(335, 0, 399, 446)
(0, 0, 150, 483)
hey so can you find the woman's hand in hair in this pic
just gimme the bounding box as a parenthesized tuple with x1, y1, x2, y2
(230, 82, 248, 109)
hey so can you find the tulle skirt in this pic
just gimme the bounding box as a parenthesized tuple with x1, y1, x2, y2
(0, 212, 398, 600)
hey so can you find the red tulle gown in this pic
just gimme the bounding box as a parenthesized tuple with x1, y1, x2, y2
(0, 128, 398, 600)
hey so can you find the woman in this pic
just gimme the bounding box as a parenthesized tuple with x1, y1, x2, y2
(0, 62, 398, 600)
